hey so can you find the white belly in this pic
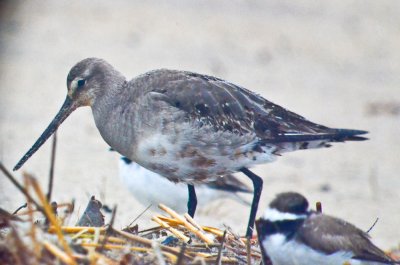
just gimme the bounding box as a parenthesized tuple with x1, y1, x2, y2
(262, 234, 383, 265)
(119, 159, 244, 212)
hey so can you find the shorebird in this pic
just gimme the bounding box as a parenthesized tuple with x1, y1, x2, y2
(256, 192, 398, 265)
(119, 157, 251, 213)
(14, 58, 367, 237)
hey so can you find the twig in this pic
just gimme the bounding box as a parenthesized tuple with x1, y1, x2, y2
(157, 215, 223, 238)
(0, 161, 44, 214)
(49, 226, 107, 234)
(45, 201, 58, 226)
(223, 225, 245, 247)
(215, 230, 227, 265)
(176, 244, 186, 265)
(70, 228, 90, 240)
(74, 232, 126, 245)
(128, 203, 152, 227)
(366, 217, 379, 233)
(80, 242, 149, 252)
(202, 226, 224, 237)
(26, 173, 77, 265)
(15, 202, 73, 216)
(43, 240, 76, 265)
(190, 243, 221, 248)
(138, 225, 163, 234)
(316, 201, 322, 213)
(113, 229, 192, 258)
(184, 213, 205, 232)
(98, 205, 117, 253)
(0, 208, 23, 222)
(206, 256, 238, 263)
(152, 215, 190, 243)
(66, 200, 75, 214)
(46, 132, 57, 202)
(23, 176, 40, 259)
(159, 204, 214, 244)
(12, 203, 27, 215)
(157, 216, 183, 226)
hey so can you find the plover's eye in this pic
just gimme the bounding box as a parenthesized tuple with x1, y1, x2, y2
(77, 79, 86, 89)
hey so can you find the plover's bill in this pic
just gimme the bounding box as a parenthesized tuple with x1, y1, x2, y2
(119, 157, 251, 213)
(256, 192, 398, 265)
(14, 58, 368, 237)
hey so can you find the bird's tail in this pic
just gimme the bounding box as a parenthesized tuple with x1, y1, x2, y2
(330, 129, 368, 141)
(263, 129, 368, 154)
(271, 129, 368, 143)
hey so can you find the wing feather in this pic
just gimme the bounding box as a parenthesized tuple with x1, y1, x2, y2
(145, 70, 367, 143)
(297, 214, 394, 263)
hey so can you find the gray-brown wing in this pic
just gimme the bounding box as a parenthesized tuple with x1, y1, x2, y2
(297, 214, 395, 263)
(146, 70, 367, 143)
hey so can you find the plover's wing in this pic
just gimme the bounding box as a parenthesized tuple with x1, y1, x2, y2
(147, 70, 367, 145)
(206, 175, 252, 193)
(297, 213, 396, 264)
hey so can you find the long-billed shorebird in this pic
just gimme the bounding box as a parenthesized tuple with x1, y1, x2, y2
(119, 157, 251, 213)
(256, 192, 398, 265)
(14, 58, 367, 237)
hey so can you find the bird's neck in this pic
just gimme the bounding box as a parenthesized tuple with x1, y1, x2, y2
(91, 79, 140, 158)
(91, 78, 128, 120)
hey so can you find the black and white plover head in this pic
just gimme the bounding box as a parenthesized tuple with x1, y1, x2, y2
(256, 192, 398, 265)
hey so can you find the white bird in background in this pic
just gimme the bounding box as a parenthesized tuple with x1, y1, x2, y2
(119, 157, 251, 213)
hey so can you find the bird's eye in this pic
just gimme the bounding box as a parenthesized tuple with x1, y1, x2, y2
(77, 79, 86, 89)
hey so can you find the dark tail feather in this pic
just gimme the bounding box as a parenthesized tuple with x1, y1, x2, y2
(333, 129, 368, 141)
(269, 129, 368, 143)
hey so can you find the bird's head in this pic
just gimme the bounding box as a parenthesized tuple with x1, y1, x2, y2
(66, 57, 122, 107)
(13, 58, 124, 170)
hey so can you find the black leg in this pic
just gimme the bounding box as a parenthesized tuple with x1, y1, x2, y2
(240, 167, 263, 238)
(187, 184, 197, 217)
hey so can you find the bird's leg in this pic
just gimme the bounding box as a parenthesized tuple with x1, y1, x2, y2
(240, 168, 263, 238)
(187, 184, 197, 217)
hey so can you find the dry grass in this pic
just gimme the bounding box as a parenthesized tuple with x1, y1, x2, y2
(0, 164, 263, 264)
(0, 134, 398, 265)
(1, 165, 400, 264)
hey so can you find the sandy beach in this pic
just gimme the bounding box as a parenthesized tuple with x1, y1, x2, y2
(0, 0, 399, 249)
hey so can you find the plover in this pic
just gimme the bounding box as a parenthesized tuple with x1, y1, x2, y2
(119, 157, 251, 213)
(256, 192, 398, 265)
(14, 58, 367, 237)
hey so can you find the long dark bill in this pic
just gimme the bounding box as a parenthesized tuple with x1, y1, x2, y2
(13, 96, 76, 171)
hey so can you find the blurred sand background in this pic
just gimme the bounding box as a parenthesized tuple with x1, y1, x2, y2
(0, 0, 399, 249)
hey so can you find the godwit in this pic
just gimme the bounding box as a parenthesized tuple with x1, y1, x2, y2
(14, 58, 367, 237)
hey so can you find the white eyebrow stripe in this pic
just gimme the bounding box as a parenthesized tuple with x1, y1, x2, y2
(263, 208, 307, 221)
